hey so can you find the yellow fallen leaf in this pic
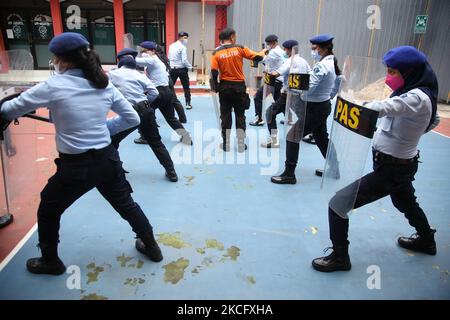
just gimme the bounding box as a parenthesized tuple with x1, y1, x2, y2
(432, 265, 440, 270)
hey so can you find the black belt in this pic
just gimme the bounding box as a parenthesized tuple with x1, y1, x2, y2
(220, 80, 245, 85)
(373, 149, 419, 164)
(59, 145, 113, 160)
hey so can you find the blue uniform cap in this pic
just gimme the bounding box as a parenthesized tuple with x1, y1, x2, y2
(282, 40, 298, 49)
(265, 34, 278, 43)
(382, 46, 427, 75)
(118, 55, 137, 69)
(309, 34, 334, 44)
(117, 48, 138, 59)
(140, 41, 157, 50)
(49, 32, 89, 55)
(178, 31, 189, 37)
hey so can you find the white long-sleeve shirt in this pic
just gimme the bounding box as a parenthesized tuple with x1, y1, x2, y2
(262, 45, 286, 82)
(276, 54, 311, 92)
(109, 66, 159, 104)
(168, 40, 193, 69)
(136, 54, 170, 87)
(367, 88, 432, 159)
(1, 69, 139, 154)
(308, 55, 337, 102)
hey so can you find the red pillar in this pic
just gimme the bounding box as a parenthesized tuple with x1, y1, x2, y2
(166, 0, 178, 53)
(215, 5, 227, 47)
(0, 28, 8, 73)
(0, 28, 5, 52)
(49, 0, 63, 36)
(113, 0, 125, 53)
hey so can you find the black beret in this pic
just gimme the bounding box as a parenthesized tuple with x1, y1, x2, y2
(140, 41, 157, 50)
(117, 48, 138, 59)
(265, 34, 278, 43)
(282, 40, 298, 49)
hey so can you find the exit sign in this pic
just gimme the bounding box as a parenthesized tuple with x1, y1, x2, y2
(415, 15, 428, 34)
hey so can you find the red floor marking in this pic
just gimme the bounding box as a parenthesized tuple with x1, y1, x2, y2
(174, 80, 197, 86)
(0, 109, 56, 262)
(174, 88, 210, 94)
(433, 117, 450, 137)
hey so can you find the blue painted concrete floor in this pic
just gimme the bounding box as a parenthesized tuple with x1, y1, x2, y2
(0, 96, 449, 300)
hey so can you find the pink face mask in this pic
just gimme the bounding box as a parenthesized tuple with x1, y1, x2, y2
(385, 73, 405, 91)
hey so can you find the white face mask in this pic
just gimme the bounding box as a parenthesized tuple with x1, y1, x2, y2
(181, 39, 188, 45)
(311, 50, 321, 62)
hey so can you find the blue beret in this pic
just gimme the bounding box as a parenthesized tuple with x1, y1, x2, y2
(310, 34, 334, 44)
(140, 41, 157, 50)
(49, 32, 89, 55)
(178, 31, 189, 37)
(265, 34, 278, 43)
(382, 46, 427, 75)
(118, 55, 136, 69)
(282, 40, 298, 49)
(117, 48, 137, 59)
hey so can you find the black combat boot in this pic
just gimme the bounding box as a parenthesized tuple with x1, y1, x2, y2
(237, 139, 247, 153)
(398, 229, 436, 255)
(271, 161, 297, 184)
(26, 243, 66, 275)
(180, 134, 193, 145)
(134, 136, 148, 144)
(220, 138, 230, 152)
(316, 161, 340, 179)
(135, 230, 163, 262)
(0, 213, 13, 229)
(165, 168, 178, 182)
(312, 245, 351, 272)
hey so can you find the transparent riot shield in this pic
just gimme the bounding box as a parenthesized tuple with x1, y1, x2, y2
(262, 71, 275, 122)
(245, 41, 263, 99)
(284, 46, 310, 144)
(208, 77, 221, 129)
(123, 33, 134, 50)
(0, 49, 47, 220)
(321, 56, 392, 218)
(247, 58, 260, 98)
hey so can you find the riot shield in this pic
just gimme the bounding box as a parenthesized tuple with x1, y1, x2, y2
(209, 78, 221, 129)
(0, 50, 34, 88)
(0, 49, 39, 219)
(262, 71, 275, 123)
(246, 41, 263, 98)
(123, 33, 134, 50)
(321, 56, 392, 218)
(284, 46, 310, 144)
